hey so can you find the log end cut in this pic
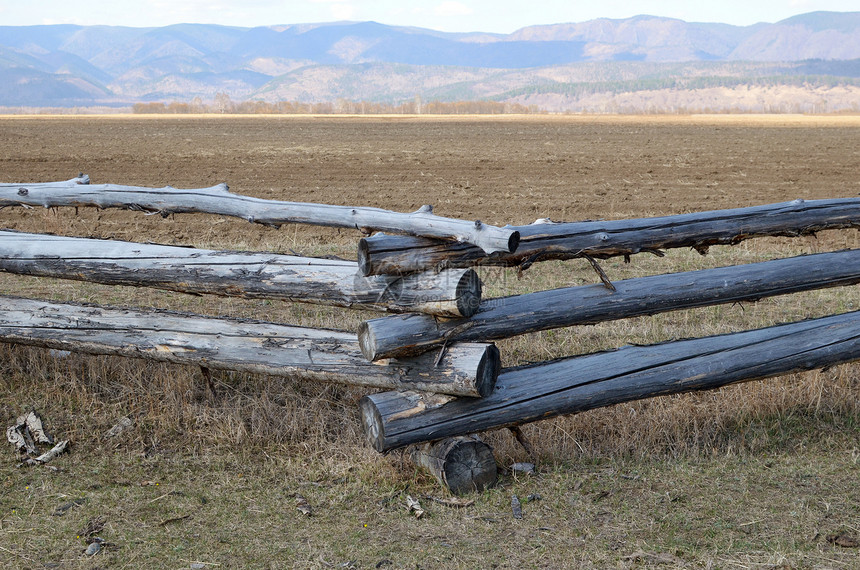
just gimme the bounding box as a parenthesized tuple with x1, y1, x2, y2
(506, 230, 521, 255)
(455, 269, 482, 318)
(359, 395, 387, 452)
(473, 343, 500, 398)
(410, 436, 498, 495)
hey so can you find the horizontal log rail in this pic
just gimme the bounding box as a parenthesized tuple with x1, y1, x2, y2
(360, 310, 860, 451)
(0, 179, 518, 254)
(357, 197, 860, 275)
(0, 231, 481, 317)
(0, 174, 89, 188)
(0, 296, 500, 398)
(359, 248, 860, 360)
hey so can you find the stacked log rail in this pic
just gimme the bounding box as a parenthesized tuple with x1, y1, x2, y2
(357, 198, 860, 275)
(361, 309, 860, 452)
(359, 248, 860, 361)
(0, 179, 519, 255)
(0, 231, 481, 317)
(4, 176, 860, 493)
(0, 296, 500, 398)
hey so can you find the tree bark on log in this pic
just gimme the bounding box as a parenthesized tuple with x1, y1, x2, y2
(357, 198, 860, 275)
(0, 181, 518, 254)
(360, 310, 860, 451)
(359, 248, 860, 360)
(408, 436, 497, 495)
(0, 231, 481, 317)
(0, 296, 500, 397)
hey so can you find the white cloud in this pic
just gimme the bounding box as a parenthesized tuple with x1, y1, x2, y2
(434, 1, 473, 17)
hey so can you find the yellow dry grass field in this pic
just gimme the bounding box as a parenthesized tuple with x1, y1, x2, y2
(0, 115, 858, 568)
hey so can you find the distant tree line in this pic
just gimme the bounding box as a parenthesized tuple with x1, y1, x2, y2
(132, 94, 540, 115)
(498, 74, 860, 100)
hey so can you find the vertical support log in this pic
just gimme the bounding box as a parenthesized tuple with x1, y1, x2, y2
(409, 436, 497, 495)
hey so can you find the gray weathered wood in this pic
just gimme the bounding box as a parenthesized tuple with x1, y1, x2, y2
(360, 310, 860, 451)
(0, 231, 481, 317)
(359, 248, 860, 360)
(0, 180, 518, 254)
(408, 436, 497, 495)
(357, 198, 860, 275)
(0, 296, 500, 397)
(0, 175, 89, 188)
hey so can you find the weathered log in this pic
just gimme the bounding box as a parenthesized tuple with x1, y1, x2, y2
(0, 180, 518, 254)
(360, 310, 860, 451)
(0, 175, 89, 188)
(359, 248, 860, 360)
(408, 436, 497, 495)
(357, 198, 860, 275)
(0, 296, 500, 397)
(0, 231, 481, 317)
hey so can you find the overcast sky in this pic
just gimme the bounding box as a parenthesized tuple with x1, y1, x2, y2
(1, 0, 856, 33)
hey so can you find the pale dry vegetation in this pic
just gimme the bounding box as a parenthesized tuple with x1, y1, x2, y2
(0, 115, 858, 568)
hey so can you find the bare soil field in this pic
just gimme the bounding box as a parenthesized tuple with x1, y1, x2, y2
(0, 115, 858, 568)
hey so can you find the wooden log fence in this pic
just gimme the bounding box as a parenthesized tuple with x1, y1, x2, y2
(360, 309, 860, 452)
(0, 231, 481, 317)
(0, 178, 518, 254)
(0, 296, 500, 398)
(357, 197, 860, 275)
(358, 248, 860, 361)
(3, 175, 859, 493)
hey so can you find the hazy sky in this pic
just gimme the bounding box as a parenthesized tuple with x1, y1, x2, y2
(1, 0, 856, 33)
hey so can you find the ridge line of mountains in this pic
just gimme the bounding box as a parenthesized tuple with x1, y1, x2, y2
(1, 11, 859, 112)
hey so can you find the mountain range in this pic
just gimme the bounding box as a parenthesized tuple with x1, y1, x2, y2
(1, 11, 859, 111)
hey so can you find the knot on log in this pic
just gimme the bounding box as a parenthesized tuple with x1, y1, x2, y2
(17, 188, 28, 196)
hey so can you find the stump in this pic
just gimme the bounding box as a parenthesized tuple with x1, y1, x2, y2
(409, 436, 497, 495)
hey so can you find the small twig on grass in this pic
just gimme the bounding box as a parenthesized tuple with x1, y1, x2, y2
(147, 492, 174, 504)
(18, 440, 69, 468)
(158, 514, 191, 526)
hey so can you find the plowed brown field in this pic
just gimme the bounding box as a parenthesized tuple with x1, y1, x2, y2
(2, 114, 858, 248)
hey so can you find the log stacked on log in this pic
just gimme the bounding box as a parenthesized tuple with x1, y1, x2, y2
(358, 197, 860, 275)
(0, 231, 481, 317)
(0, 179, 519, 254)
(0, 296, 500, 397)
(358, 248, 860, 360)
(4, 176, 860, 494)
(360, 310, 860, 451)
